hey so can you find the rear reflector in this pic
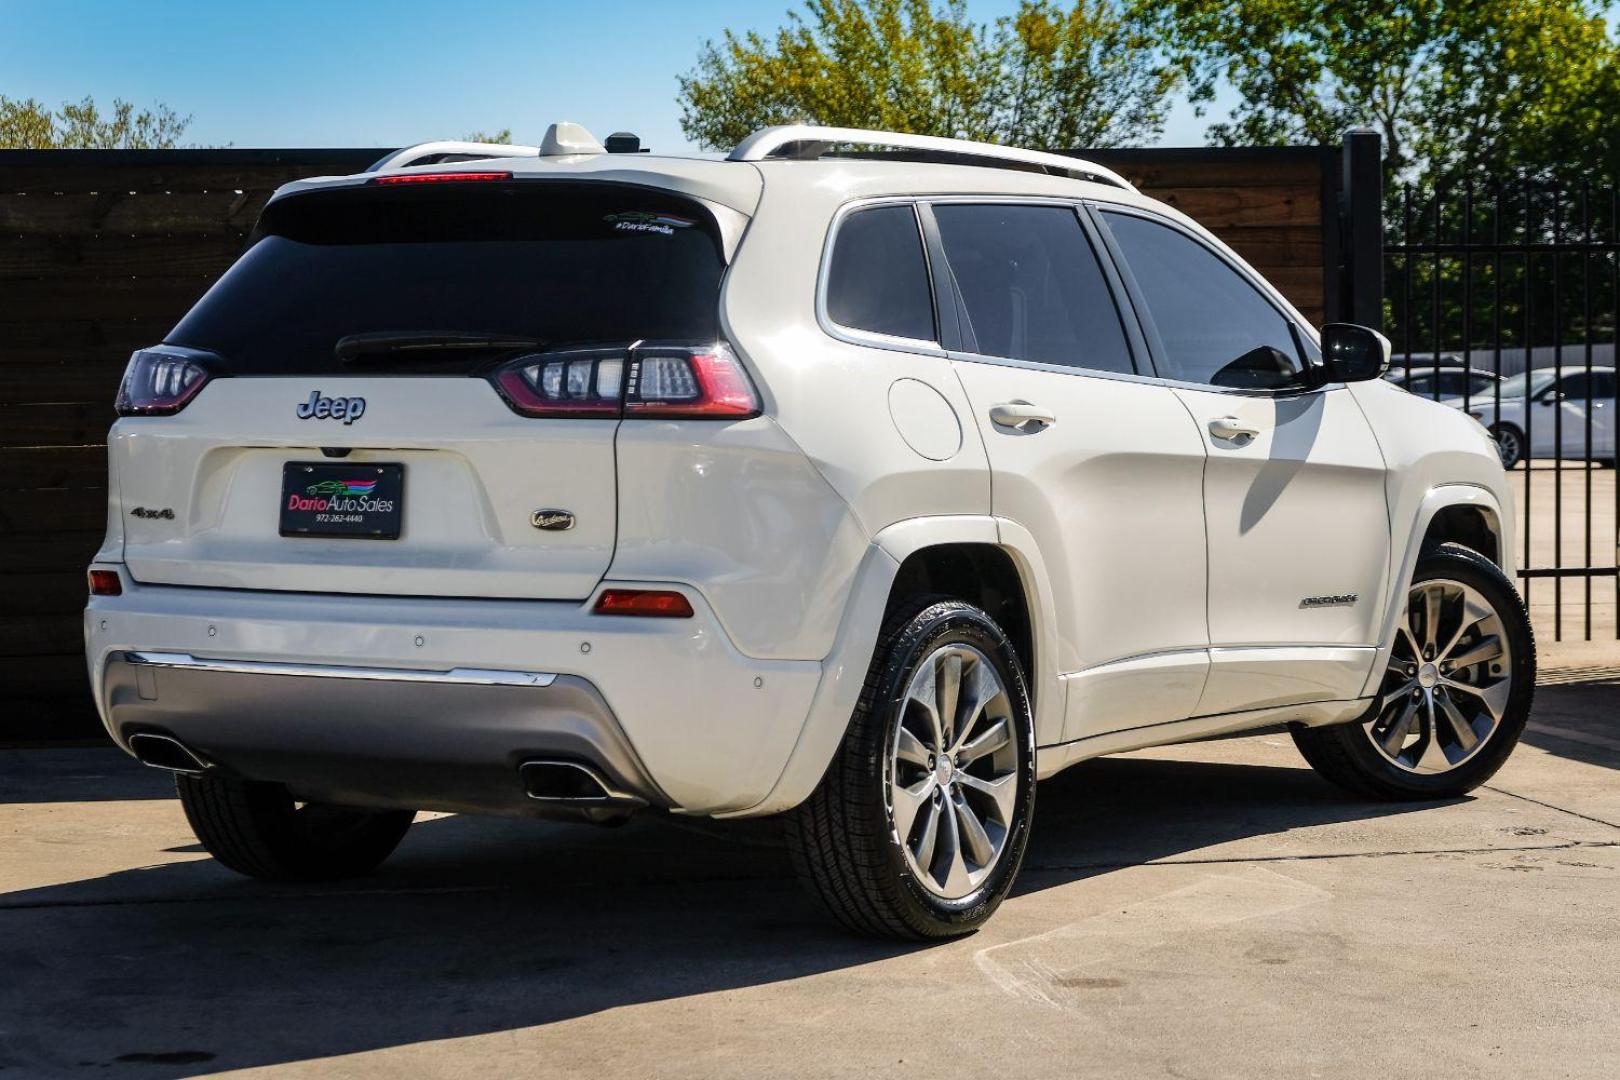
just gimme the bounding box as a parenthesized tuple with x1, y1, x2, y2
(116, 347, 215, 416)
(592, 589, 694, 618)
(370, 171, 512, 185)
(88, 569, 122, 596)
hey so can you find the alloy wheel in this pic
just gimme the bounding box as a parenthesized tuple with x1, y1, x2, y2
(1365, 578, 1514, 774)
(1495, 428, 1522, 468)
(885, 644, 1019, 899)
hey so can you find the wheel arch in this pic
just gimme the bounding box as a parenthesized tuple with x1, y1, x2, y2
(1422, 501, 1506, 569)
(1359, 484, 1514, 698)
(719, 515, 1063, 818)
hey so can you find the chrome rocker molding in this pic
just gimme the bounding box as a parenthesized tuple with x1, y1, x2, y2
(123, 651, 558, 688)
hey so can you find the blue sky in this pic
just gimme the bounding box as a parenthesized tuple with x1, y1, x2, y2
(0, 0, 1227, 152)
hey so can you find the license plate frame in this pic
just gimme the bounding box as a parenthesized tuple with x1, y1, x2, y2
(279, 461, 404, 540)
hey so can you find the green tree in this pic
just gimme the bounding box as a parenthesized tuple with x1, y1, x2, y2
(678, 0, 1175, 150)
(0, 95, 192, 149)
(1140, 0, 1620, 182)
(462, 128, 513, 144)
(999, 1, 1179, 147)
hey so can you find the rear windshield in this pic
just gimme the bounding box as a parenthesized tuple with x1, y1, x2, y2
(167, 182, 727, 375)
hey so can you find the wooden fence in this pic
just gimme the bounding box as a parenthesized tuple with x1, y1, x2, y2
(0, 144, 1346, 742)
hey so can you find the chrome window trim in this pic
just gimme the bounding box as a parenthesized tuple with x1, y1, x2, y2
(815, 197, 947, 357)
(814, 193, 1334, 398)
(123, 651, 558, 687)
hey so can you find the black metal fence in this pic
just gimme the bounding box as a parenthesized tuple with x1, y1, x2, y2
(1384, 173, 1620, 641)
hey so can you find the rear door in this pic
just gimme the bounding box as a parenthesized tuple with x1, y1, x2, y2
(1095, 207, 1391, 714)
(113, 180, 730, 600)
(931, 202, 1212, 743)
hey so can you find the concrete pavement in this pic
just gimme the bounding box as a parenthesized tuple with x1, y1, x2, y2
(2, 678, 1617, 1079)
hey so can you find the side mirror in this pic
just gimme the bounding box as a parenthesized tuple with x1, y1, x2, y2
(1318, 323, 1392, 383)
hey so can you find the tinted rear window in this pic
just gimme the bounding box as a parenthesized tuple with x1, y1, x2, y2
(934, 203, 1134, 373)
(167, 183, 727, 374)
(825, 204, 936, 341)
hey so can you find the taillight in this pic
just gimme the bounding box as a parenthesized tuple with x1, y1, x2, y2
(369, 171, 513, 185)
(115, 347, 214, 416)
(592, 589, 694, 617)
(625, 345, 760, 418)
(490, 343, 759, 420)
(88, 569, 122, 596)
(493, 347, 626, 418)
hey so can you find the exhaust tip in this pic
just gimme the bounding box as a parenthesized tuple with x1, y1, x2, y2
(519, 760, 645, 806)
(127, 732, 209, 775)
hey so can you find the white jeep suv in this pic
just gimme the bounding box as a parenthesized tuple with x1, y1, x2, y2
(85, 124, 1535, 939)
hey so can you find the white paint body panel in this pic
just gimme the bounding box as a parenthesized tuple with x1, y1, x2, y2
(1172, 384, 1391, 710)
(111, 378, 620, 600)
(87, 148, 1519, 819)
(950, 362, 1210, 741)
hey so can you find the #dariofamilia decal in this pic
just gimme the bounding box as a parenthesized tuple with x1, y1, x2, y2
(604, 210, 695, 236)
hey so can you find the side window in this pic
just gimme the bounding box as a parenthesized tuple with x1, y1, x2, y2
(1555, 371, 1615, 400)
(825, 204, 936, 342)
(932, 204, 1134, 374)
(1102, 211, 1305, 390)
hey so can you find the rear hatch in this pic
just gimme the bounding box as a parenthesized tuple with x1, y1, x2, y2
(112, 179, 730, 599)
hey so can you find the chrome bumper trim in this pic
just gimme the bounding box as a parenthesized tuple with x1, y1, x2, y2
(123, 651, 558, 688)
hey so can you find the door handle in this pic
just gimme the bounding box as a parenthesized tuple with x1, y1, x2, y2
(1208, 416, 1260, 441)
(989, 402, 1057, 431)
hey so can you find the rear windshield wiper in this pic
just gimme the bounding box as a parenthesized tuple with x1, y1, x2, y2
(335, 331, 545, 364)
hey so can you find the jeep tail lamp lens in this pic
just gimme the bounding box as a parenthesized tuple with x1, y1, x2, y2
(494, 349, 626, 418)
(88, 569, 122, 597)
(625, 347, 759, 418)
(592, 589, 694, 618)
(116, 348, 213, 416)
(492, 344, 759, 420)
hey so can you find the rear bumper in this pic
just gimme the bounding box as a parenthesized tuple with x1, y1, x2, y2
(85, 573, 822, 816)
(102, 652, 663, 818)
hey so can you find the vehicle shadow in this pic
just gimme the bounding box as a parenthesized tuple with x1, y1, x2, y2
(0, 751, 1444, 1077)
(1520, 680, 1620, 772)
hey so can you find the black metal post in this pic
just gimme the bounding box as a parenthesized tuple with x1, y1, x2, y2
(1341, 129, 1384, 328)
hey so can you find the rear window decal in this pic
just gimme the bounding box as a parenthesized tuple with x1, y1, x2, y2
(605, 210, 695, 236)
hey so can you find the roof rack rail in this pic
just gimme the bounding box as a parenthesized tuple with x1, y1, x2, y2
(727, 125, 1134, 190)
(367, 141, 541, 173)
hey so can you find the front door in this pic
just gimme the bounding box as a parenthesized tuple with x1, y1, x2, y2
(1096, 207, 1391, 714)
(929, 202, 1211, 743)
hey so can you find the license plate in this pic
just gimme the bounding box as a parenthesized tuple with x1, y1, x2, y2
(280, 462, 404, 539)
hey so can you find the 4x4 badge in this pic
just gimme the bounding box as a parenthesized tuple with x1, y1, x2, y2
(530, 509, 575, 531)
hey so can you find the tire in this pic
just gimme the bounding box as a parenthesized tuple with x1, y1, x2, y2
(175, 773, 415, 881)
(1491, 423, 1525, 469)
(1292, 542, 1536, 800)
(785, 597, 1037, 940)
